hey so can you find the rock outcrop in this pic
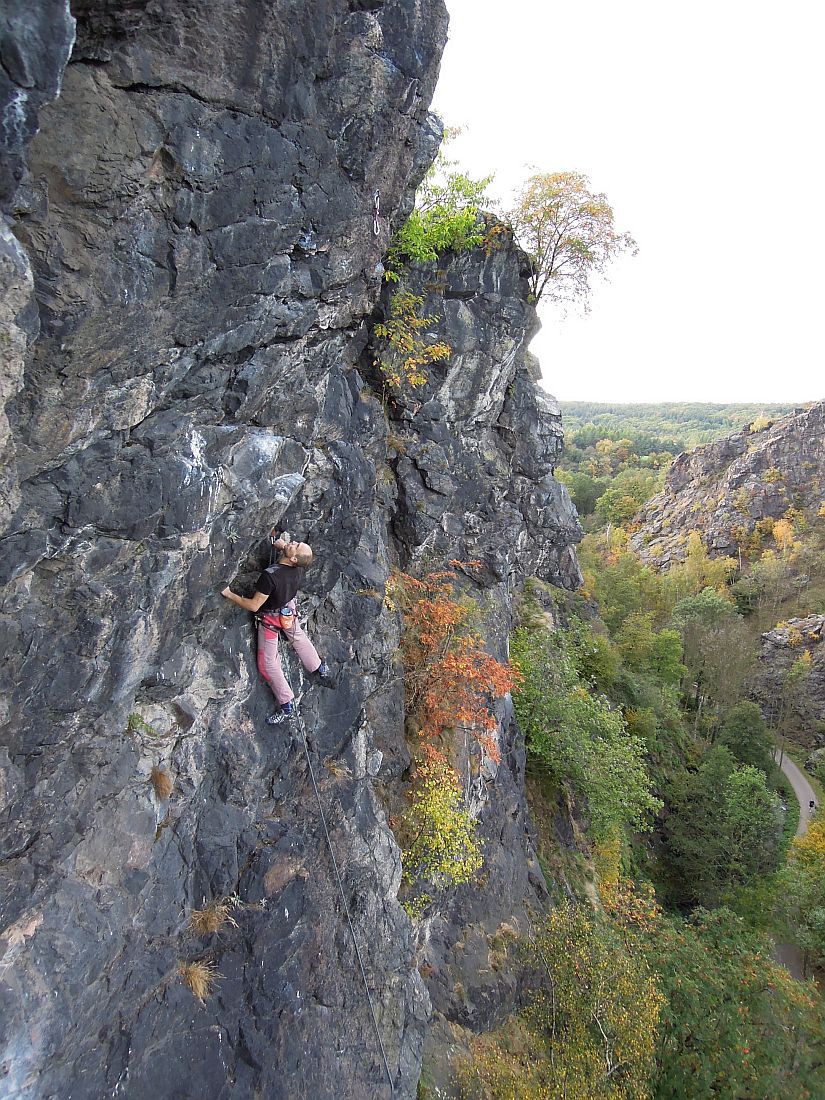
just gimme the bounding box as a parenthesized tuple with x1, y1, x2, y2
(0, 0, 76, 205)
(0, 4, 580, 1098)
(751, 615, 825, 747)
(372, 223, 581, 591)
(630, 402, 825, 566)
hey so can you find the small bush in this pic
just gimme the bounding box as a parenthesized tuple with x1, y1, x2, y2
(178, 960, 219, 1004)
(150, 766, 173, 801)
(373, 290, 450, 389)
(189, 897, 240, 936)
(385, 133, 492, 276)
(401, 749, 483, 893)
(127, 712, 158, 737)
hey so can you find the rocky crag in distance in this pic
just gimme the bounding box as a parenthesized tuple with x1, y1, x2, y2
(752, 616, 825, 751)
(0, 3, 581, 1098)
(630, 401, 825, 566)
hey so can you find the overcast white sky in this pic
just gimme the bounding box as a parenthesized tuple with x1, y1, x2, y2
(431, 0, 824, 404)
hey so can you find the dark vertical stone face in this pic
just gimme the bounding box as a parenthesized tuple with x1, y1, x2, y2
(369, 223, 582, 591)
(0, 0, 76, 205)
(0, 3, 580, 1097)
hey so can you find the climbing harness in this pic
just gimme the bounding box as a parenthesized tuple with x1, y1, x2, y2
(372, 188, 381, 236)
(255, 608, 295, 636)
(256, 611, 282, 636)
(294, 707, 395, 1095)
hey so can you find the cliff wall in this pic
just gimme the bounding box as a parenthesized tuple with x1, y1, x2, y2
(752, 616, 825, 748)
(0, 4, 580, 1097)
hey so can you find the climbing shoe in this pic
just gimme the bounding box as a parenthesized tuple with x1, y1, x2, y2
(266, 702, 295, 726)
(314, 660, 334, 686)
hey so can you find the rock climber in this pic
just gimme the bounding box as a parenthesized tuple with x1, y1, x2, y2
(221, 531, 331, 725)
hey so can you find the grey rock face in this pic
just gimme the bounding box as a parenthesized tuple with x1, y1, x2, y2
(371, 224, 582, 591)
(630, 402, 825, 566)
(752, 615, 825, 746)
(0, 0, 76, 205)
(0, 4, 580, 1098)
(0, 221, 34, 530)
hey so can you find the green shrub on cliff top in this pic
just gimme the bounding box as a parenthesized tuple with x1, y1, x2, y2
(386, 130, 492, 276)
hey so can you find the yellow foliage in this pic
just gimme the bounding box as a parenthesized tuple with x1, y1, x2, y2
(772, 518, 795, 553)
(373, 289, 451, 389)
(454, 902, 662, 1100)
(401, 752, 483, 892)
(791, 813, 825, 864)
(593, 830, 622, 888)
(672, 530, 735, 595)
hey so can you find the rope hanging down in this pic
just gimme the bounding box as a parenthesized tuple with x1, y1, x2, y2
(295, 710, 395, 1095)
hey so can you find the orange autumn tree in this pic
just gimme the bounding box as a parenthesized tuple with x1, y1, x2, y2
(387, 564, 519, 907)
(387, 562, 519, 761)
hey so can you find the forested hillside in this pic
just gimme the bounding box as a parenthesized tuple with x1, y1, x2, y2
(451, 403, 825, 1099)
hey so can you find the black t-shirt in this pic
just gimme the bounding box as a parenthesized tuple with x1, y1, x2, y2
(255, 563, 304, 612)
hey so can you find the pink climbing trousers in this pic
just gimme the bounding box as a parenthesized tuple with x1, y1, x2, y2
(256, 601, 321, 705)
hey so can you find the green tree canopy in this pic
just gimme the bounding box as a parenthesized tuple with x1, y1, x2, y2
(664, 744, 735, 907)
(615, 612, 685, 689)
(511, 625, 660, 839)
(664, 746, 783, 907)
(555, 468, 608, 516)
(717, 701, 774, 775)
(633, 903, 824, 1099)
(671, 587, 753, 716)
(776, 813, 825, 975)
(722, 765, 782, 885)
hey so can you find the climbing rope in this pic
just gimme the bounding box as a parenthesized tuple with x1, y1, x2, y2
(294, 708, 395, 1095)
(372, 188, 381, 236)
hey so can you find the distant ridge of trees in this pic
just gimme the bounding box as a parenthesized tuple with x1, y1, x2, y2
(559, 401, 800, 450)
(556, 401, 803, 526)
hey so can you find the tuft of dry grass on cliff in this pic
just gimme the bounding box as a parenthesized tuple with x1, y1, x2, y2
(149, 765, 173, 800)
(178, 959, 219, 1003)
(189, 897, 240, 936)
(324, 759, 351, 781)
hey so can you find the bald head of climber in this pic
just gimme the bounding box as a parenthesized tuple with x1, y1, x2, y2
(280, 539, 313, 568)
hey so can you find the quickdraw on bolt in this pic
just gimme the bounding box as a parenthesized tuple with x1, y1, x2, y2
(372, 188, 381, 236)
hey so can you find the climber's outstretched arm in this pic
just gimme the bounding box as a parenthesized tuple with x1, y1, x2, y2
(222, 587, 268, 613)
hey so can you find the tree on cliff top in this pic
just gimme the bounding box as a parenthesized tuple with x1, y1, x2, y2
(507, 171, 637, 306)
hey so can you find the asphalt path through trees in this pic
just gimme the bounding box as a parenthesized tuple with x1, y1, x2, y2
(777, 751, 819, 835)
(773, 751, 819, 979)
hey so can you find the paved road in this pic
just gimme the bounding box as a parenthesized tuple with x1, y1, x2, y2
(775, 750, 819, 835)
(774, 750, 819, 979)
